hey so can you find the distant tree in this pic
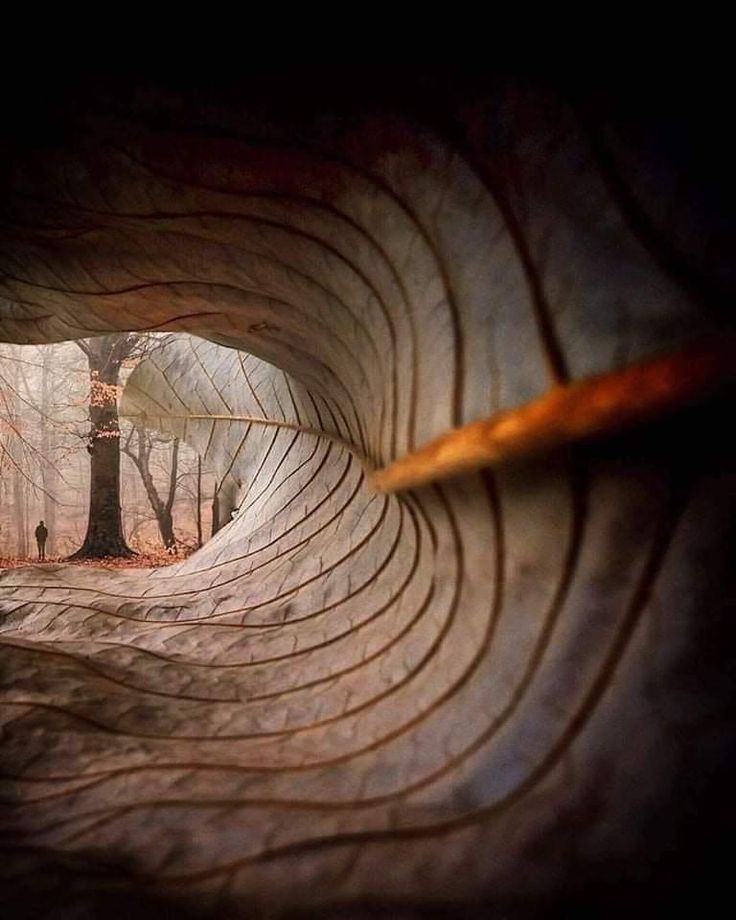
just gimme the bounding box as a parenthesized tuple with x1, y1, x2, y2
(122, 428, 180, 551)
(0, 355, 28, 556)
(209, 473, 241, 537)
(1, 343, 90, 558)
(196, 456, 203, 548)
(40, 346, 59, 555)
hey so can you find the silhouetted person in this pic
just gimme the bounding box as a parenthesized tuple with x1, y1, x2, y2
(35, 520, 48, 561)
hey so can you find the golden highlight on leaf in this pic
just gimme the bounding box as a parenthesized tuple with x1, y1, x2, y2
(371, 338, 736, 493)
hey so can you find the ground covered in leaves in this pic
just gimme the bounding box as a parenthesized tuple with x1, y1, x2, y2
(0, 549, 192, 570)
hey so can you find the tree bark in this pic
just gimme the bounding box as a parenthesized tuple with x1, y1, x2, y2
(69, 336, 134, 559)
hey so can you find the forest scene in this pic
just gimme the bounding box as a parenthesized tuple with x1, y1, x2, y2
(0, 334, 217, 567)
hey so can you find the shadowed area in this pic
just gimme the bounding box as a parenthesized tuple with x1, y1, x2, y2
(0, 73, 734, 916)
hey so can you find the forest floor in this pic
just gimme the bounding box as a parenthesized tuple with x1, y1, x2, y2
(0, 549, 194, 570)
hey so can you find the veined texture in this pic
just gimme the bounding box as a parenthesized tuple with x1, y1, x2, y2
(0, 78, 733, 916)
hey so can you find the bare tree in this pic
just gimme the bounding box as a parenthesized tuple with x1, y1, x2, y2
(211, 478, 238, 537)
(40, 347, 58, 556)
(122, 428, 180, 550)
(196, 455, 203, 548)
(1, 349, 30, 556)
(1, 342, 91, 559)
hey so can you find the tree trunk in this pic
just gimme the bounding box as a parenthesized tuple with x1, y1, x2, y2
(12, 466, 26, 557)
(210, 479, 237, 536)
(196, 455, 203, 548)
(9, 356, 28, 557)
(163, 437, 179, 549)
(40, 348, 57, 557)
(69, 336, 133, 558)
(210, 480, 220, 538)
(123, 429, 178, 550)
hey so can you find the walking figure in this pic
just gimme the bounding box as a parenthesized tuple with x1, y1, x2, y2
(35, 520, 48, 561)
